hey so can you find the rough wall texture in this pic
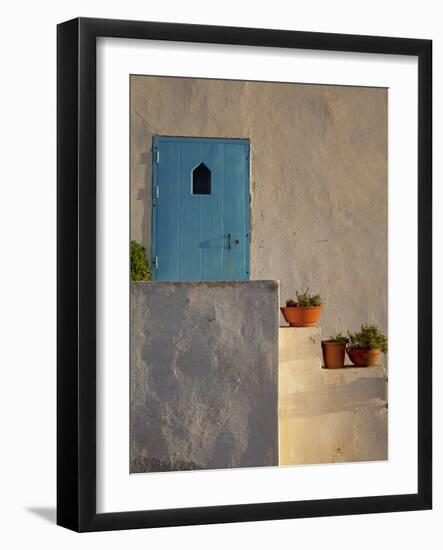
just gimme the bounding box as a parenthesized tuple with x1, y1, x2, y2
(279, 327, 388, 465)
(130, 281, 279, 473)
(131, 76, 388, 342)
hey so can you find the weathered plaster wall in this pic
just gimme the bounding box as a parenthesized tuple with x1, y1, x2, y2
(279, 327, 388, 465)
(130, 281, 279, 472)
(131, 76, 387, 340)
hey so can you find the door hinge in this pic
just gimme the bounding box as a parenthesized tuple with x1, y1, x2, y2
(154, 256, 158, 269)
(156, 186, 160, 199)
(155, 150, 160, 163)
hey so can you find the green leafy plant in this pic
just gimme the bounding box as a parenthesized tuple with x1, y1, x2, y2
(327, 332, 349, 344)
(285, 289, 322, 307)
(348, 324, 388, 353)
(131, 240, 151, 281)
(291, 288, 322, 307)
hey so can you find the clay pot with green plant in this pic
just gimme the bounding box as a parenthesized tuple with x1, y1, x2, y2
(321, 333, 349, 369)
(280, 289, 323, 327)
(347, 324, 388, 367)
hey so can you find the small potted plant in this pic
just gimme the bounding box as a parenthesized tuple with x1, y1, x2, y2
(347, 324, 388, 367)
(321, 333, 349, 369)
(280, 288, 323, 327)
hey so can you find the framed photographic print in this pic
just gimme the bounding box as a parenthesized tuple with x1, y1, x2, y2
(57, 17, 432, 532)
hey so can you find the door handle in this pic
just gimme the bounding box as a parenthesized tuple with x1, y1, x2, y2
(227, 234, 240, 249)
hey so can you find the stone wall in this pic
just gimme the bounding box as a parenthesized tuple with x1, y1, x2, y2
(279, 327, 388, 465)
(130, 281, 279, 473)
(131, 76, 388, 340)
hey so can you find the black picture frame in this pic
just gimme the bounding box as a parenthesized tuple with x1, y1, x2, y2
(57, 17, 432, 532)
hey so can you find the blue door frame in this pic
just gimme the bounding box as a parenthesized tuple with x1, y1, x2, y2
(151, 136, 250, 281)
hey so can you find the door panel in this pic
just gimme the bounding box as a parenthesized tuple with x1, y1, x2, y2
(200, 140, 223, 280)
(152, 136, 249, 281)
(178, 141, 202, 280)
(222, 142, 248, 281)
(153, 140, 179, 280)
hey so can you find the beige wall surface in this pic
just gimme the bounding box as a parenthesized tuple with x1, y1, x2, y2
(131, 76, 387, 340)
(279, 327, 387, 465)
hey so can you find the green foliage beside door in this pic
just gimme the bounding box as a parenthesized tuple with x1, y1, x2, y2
(131, 241, 151, 281)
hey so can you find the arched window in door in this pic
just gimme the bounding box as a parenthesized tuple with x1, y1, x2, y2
(192, 162, 211, 195)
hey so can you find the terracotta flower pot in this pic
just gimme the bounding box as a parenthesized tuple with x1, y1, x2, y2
(280, 306, 322, 327)
(321, 341, 346, 369)
(347, 348, 381, 367)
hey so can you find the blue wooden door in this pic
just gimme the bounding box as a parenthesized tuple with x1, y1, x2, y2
(152, 136, 250, 281)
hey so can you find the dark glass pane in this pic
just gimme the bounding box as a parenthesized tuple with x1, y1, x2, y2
(192, 162, 211, 194)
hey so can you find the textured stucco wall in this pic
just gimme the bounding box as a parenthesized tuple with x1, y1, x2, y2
(131, 76, 387, 341)
(279, 327, 388, 465)
(130, 281, 279, 473)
